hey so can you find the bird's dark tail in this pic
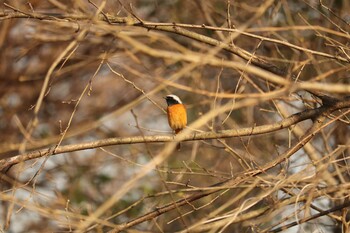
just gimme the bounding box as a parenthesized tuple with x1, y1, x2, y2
(175, 129, 182, 150)
(176, 143, 181, 151)
(175, 129, 182, 134)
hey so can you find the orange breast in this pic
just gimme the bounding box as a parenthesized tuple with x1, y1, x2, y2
(167, 104, 187, 134)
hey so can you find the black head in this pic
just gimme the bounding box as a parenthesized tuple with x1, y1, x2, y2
(164, 94, 182, 106)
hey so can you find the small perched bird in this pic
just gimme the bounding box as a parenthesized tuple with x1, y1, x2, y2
(164, 94, 187, 149)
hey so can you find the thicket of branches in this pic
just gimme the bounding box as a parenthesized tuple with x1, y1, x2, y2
(1, 0, 350, 232)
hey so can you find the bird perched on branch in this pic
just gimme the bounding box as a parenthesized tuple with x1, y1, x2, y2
(164, 94, 187, 150)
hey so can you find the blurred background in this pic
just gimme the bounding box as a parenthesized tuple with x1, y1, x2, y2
(0, 0, 350, 232)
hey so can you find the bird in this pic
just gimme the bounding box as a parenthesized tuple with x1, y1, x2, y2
(164, 94, 187, 150)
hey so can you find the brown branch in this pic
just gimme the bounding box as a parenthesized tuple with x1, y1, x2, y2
(106, 100, 350, 232)
(128, 22, 349, 62)
(115, 33, 350, 93)
(270, 201, 350, 232)
(1, 97, 349, 171)
(1, 9, 348, 79)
